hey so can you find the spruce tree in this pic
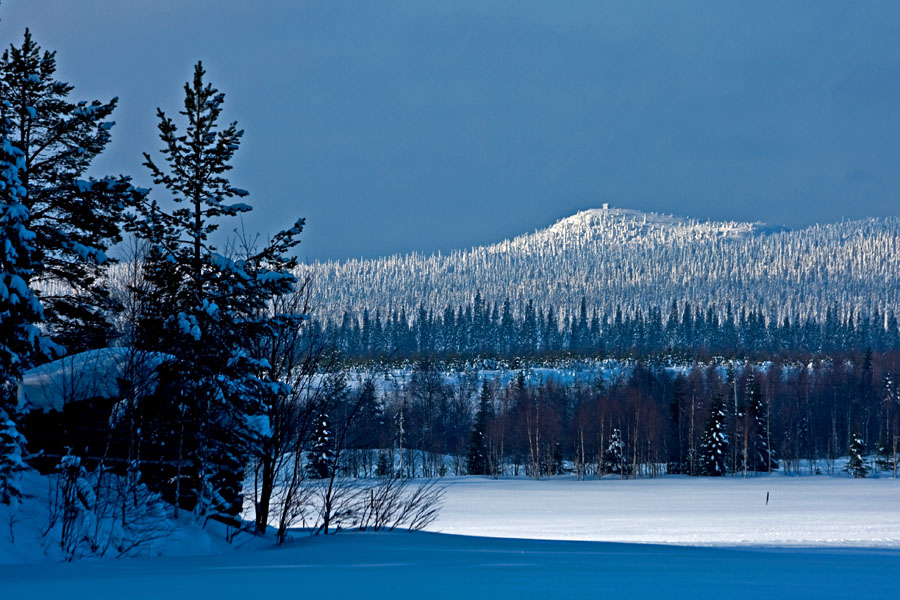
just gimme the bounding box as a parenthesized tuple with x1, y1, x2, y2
(126, 62, 304, 520)
(875, 431, 892, 472)
(746, 375, 776, 472)
(700, 393, 728, 476)
(307, 407, 334, 480)
(667, 375, 686, 474)
(354, 379, 384, 451)
(467, 380, 492, 476)
(603, 428, 625, 476)
(0, 30, 143, 352)
(0, 107, 58, 504)
(847, 430, 868, 478)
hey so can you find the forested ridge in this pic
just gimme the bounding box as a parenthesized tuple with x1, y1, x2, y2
(324, 294, 900, 360)
(303, 208, 900, 337)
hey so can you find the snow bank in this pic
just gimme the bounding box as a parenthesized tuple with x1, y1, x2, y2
(19, 348, 170, 412)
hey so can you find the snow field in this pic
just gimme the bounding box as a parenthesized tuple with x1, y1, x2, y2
(430, 475, 900, 547)
(2, 532, 899, 599)
(3, 474, 900, 598)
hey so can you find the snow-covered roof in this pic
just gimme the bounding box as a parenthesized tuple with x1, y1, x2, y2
(19, 348, 172, 412)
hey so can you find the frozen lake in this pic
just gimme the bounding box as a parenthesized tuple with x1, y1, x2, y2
(430, 475, 900, 547)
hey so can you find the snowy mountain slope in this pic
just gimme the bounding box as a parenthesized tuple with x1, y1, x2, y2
(299, 207, 900, 325)
(505, 207, 779, 249)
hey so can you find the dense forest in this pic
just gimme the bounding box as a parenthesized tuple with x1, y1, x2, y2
(323, 294, 900, 360)
(320, 352, 899, 484)
(300, 207, 900, 331)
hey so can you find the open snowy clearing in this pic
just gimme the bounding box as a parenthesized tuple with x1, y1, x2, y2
(429, 475, 900, 547)
(3, 475, 900, 597)
(2, 532, 899, 599)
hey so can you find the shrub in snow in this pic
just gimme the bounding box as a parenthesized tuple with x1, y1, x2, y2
(45, 453, 175, 561)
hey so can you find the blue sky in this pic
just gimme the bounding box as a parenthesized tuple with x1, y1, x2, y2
(4, 1, 900, 260)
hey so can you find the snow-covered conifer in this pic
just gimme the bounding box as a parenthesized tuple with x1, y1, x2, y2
(307, 407, 334, 480)
(700, 394, 728, 476)
(0, 103, 57, 504)
(466, 380, 492, 476)
(746, 374, 776, 472)
(847, 431, 868, 478)
(126, 62, 304, 521)
(603, 428, 625, 476)
(0, 30, 144, 352)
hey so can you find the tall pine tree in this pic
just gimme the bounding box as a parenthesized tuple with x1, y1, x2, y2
(0, 30, 143, 352)
(746, 374, 776, 472)
(467, 380, 493, 476)
(126, 62, 304, 521)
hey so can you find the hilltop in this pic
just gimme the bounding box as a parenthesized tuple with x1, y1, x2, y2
(512, 206, 782, 248)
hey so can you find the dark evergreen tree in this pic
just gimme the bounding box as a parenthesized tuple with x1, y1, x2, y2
(699, 393, 728, 476)
(352, 378, 383, 451)
(0, 30, 143, 352)
(746, 374, 776, 472)
(521, 299, 537, 355)
(375, 449, 392, 478)
(306, 406, 334, 480)
(603, 427, 626, 476)
(574, 296, 589, 352)
(126, 62, 303, 520)
(467, 380, 492, 476)
(544, 305, 560, 352)
(0, 109, 58, 504)
(499, 298, 514, 356)
(847, 430, 868, 478)
(667, 375, 687, 474)
(875, 430, 892, 471)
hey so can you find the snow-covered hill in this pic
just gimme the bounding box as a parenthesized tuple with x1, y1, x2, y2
(510, 207, 779, 248)
(302, 206, 897, 325)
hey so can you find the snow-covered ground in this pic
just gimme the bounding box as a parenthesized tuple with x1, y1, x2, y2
(430, 475, 900, 547)
(2, 531, 899, 599)
(4, 474, 900, 597)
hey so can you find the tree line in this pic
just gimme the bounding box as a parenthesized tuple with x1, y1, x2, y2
(325, 295, 900, 360)
(320, 351, 898, 482)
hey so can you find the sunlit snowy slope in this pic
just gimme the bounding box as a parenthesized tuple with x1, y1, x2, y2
(300, 207, 900, 324)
